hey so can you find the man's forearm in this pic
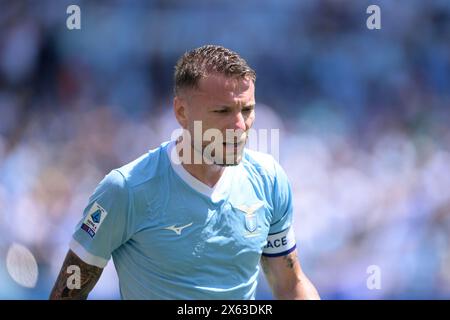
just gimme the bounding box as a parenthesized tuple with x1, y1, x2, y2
(262, 253, 321, 300)
(277, 273, 321, 300)
(49, 250, 103, 300)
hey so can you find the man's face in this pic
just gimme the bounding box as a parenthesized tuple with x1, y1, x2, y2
(177, 73, 256, 166)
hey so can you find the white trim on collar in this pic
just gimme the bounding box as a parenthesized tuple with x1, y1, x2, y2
(166, 140, 235, 200)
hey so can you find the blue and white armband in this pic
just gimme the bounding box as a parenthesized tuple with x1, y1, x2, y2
(262, 227, 297, 257)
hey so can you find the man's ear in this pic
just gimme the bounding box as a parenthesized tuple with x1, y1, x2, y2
(173, 96, 188, 129)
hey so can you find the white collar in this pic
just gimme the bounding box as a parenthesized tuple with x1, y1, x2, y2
(166, 140, 236, 200)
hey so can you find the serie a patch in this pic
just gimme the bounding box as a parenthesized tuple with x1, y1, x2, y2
(81, 202, 108, 238)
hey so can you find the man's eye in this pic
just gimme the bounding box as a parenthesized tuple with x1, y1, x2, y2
(214, 110, 228, 113)
(243, 108, 253, 113)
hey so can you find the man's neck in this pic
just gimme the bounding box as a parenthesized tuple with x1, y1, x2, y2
(176, 141, 225, 188)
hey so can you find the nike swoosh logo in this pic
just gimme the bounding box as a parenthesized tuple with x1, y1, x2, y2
(164, 222, 193, 235)
(234, 202, 264, 215)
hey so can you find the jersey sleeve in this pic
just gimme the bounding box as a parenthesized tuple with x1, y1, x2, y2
(69, 169, 131, 268)
(262, 160, 297, 257)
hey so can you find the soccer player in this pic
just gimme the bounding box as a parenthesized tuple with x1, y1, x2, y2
(49, 45, 320, 300)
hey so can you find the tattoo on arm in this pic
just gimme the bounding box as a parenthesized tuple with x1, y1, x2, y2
(260, 252, 299, 288)
(283, 253, 296, 269)
(49, 250, 103, 300)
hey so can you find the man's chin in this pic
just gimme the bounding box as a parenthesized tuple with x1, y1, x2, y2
(203, 147, 245, 166)
(215, 162, 240, 167)
(214, 155, 244, 167)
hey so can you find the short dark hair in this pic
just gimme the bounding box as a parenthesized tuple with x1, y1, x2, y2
(173, 45, 256, 96)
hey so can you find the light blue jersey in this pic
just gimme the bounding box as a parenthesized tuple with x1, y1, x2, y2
(70, 140, 297, 299)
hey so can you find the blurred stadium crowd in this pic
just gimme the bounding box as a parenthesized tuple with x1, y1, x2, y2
(0, 0, 449, 299)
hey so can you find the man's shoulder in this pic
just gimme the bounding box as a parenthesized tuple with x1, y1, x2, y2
(112, 141, 171, 189)
(242, 148, 279, 180)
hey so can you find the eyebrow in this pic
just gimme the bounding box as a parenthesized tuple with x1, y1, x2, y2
(212, 104, 255, 109)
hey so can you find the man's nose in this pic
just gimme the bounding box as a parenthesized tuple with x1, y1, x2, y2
(233, 112, 247, 131)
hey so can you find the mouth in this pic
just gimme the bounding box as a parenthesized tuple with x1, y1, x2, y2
(223, 141, 245, 148)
